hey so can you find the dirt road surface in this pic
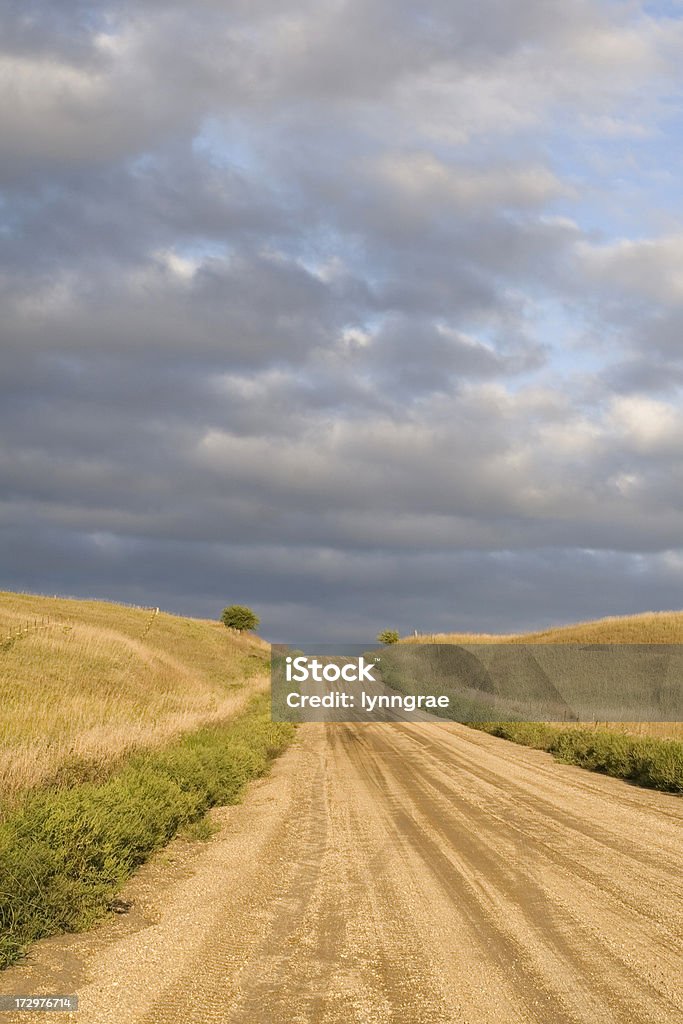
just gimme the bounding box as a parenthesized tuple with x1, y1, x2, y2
(1, 722, 681, 1023)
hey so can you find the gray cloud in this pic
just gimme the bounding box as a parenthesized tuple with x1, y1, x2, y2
(1, 0, 683, 639)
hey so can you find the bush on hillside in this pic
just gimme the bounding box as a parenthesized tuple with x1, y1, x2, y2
(221, 606, 260, 632)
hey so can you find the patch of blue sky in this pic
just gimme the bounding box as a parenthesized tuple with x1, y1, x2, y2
(641, 0, 683, 16)
(537, 116, 683, 241)
(459, 298, 607, 397)
(192, 117, 265, 178)
(0, 194, 13, 238)
(172, 240, 233, 266)
(528, 301, 608, 375)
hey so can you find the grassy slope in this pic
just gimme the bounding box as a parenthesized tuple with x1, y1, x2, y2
(0, 591, 295, 968)
(0, 695, 294, 968)
(403, 610, 683, 645)
(472, 720, 683, 792)
(404, 611, 683, 790)
(402, 610, 683, 741)
(0, 591, 269, 807)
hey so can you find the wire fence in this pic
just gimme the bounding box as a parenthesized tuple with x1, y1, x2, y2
(1, 605, 160, 653)
(0, 617, 55, 651)
(140, 607, 159, 640)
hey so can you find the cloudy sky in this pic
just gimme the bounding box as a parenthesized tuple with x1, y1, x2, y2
(2, 0, 683, 641)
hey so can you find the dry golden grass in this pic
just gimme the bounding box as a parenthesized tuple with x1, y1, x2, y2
(403, 610, 683, 739)
(403, 609, 683, 645)
(0, 591, 269, 805)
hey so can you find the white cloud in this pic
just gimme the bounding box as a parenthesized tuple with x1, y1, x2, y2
(578, 235, 683, 303)
(372, 153, 569, 208)
(154, 249, 201, 281)
(607, 395, 683, 451)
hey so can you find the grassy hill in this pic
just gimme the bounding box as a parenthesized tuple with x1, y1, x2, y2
(400, 611, 683, 740)
(0, 591, 270, 808)
(403, 610, 683, 645)
(399, 610, 683, 789)
(0, 590, 294, 968)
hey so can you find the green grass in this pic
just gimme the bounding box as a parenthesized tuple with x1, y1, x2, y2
(178, 816, 220, 842)
(0, 695, 295, 969)
(471, 721, 683, 794)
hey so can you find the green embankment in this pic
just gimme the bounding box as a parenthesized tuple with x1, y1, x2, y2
(0, 695, 295, 969)
(471, 721, 683, 793)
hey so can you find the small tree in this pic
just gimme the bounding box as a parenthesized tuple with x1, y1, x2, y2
(221, 605, 260, 632)
(377, 629, 399, 645)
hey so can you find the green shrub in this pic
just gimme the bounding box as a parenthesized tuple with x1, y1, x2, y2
(471, 722, 683, 793)
(0, 697, 294, 969)
(220, 605, 260, 632)
(377, 629, 400, 645)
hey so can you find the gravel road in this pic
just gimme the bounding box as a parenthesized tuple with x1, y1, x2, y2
(1, 722, 681, 1023)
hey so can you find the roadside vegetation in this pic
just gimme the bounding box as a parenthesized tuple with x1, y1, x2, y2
(0, 694, 294, 968)
(471, 721, 683, 793)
